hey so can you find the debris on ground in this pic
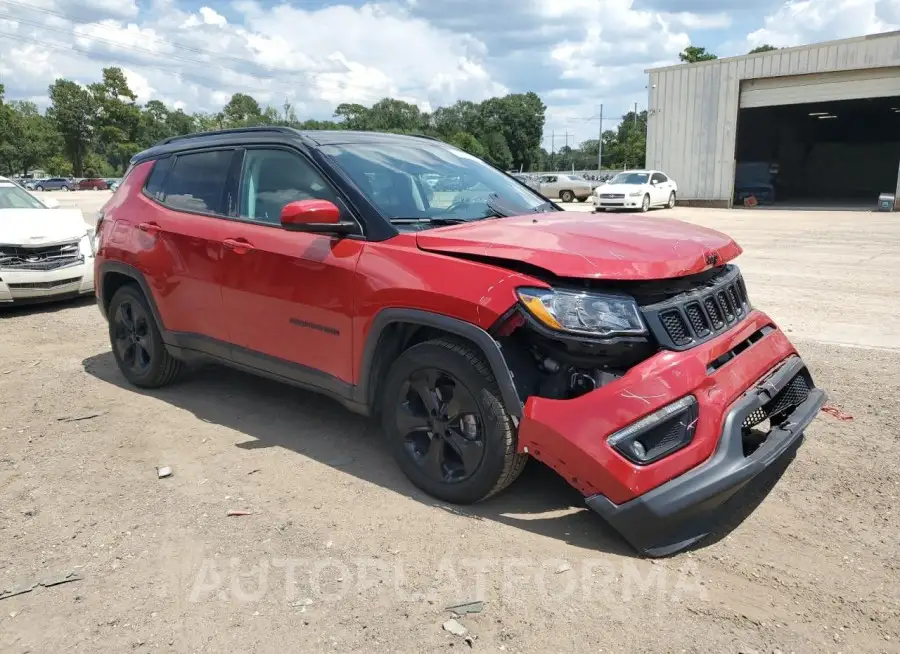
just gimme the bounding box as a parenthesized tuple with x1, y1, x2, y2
(555, 563, 572, 574)
(442, 618, 468, 636)
(226, 510, 252, 517)
(464, 635, 476, 648)
(57, 411, 108, 423)
(821, 405, 854, 421)
(156, 466, 173, 479)
(247, 469, 261, 475)
(0, 572, 82, 601)
(445, 600, 484, 615)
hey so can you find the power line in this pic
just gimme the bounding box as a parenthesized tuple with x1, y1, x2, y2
(0, 0, 286, 74)
(0, 31, 293, 99)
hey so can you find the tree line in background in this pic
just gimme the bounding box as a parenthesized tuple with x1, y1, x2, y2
(0, 66, 657, 179)
(679, 43, 779, 63)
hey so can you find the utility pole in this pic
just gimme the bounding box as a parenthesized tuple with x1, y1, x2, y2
(633, 102, 638, 128)
(563, 130, 571, 171)
(597, 103, 603, 172)
(551, 130, 555, 171)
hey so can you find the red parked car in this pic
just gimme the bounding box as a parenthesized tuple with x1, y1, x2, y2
(94, 128, 825, 556)
(77, 178, 109, 190)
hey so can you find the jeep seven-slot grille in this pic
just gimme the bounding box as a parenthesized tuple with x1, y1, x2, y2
(641, 266, 751, 350)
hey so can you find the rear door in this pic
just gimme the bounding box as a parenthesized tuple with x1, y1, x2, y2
(137, 149, 237, 350)
(218, 146, 363, 389)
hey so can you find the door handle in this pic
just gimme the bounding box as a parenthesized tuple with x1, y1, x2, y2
(137, 222, 161, 234)
(222, 238, 254, 254)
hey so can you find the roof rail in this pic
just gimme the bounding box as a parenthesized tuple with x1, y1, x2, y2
(158, 126, 298, 146)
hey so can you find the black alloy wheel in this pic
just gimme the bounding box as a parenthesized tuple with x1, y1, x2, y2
(112, 298, 153, 376)
(396, 367, 486, 484)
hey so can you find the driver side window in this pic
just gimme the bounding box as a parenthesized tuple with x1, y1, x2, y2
(239, 149, 337, 225)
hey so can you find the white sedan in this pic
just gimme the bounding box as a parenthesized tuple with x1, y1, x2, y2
(593, 170, 678, 212)
(0, 177, 96, 305)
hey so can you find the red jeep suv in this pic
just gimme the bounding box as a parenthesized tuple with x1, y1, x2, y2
(94, 127, 825, 556)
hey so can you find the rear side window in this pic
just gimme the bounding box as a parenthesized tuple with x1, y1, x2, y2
(162, 150, 235, 215)
(143, 157, 172, 201)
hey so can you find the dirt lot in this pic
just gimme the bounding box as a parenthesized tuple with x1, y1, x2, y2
(1, 197, 899, 653)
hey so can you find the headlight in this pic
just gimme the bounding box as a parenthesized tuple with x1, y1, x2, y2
(516, 287, 647, 337)
(629, 191, 643, 197)
(80, 229, 96, 257)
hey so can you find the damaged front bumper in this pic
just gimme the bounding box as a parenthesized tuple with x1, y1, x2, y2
(586, 355, 825, 556)
(515, 310, 826, 557)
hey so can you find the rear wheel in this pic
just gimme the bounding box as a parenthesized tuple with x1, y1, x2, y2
(578, 196, 588, 203)
(61, 186, 70, 192)
(35, 186, 44, 192)
(559, 190, 575, 203)
(108, 285, 183, 388)
(381, 338, 527, 504)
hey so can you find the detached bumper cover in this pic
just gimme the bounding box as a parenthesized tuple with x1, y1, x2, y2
(586, 355, 826, 557)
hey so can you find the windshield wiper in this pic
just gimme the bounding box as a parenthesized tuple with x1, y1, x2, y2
(389, 217, 471, 225)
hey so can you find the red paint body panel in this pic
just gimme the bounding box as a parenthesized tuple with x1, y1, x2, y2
(517, 311, 795, 503)
(416, 212, 742, 279)
(218, 220, 363, 384)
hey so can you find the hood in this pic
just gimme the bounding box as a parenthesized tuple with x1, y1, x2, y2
(597, 183, 646, 194)
(0, 208, 91, 246)
(415, 212, 742, 280)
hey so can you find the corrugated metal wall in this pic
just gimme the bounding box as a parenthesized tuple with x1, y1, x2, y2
(645, 31, 900, 205)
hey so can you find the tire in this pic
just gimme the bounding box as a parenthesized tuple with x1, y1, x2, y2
(381, 338, 527, 504)
(61, 186, 70, 192)
(108, 284, 183, 388)
(559, 190, 575, 203)
(35, 186, 43, 192)
(667, 191, 676, 209)
(640, 194, 650, 212)
(578, 197, 588, 203)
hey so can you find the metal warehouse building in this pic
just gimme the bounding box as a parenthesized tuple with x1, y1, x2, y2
(645, 31, 900, 208)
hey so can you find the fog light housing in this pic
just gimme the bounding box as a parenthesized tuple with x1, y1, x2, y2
(607, 396, 698, 465)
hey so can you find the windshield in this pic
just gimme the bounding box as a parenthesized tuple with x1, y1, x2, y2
(0, 181, 46, 210)
(610, 172, 649, 185)
(321, 140, 552, 228)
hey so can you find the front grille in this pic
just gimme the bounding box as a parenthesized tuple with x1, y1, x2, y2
(743, 371, 812, 429)
(642, 265, 751, 350)
(7, 276, 82, 290)
(600, 193, 625, 199)
(0, 242, 83, 271)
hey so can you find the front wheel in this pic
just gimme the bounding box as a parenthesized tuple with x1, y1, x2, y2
(667, 191, 676, 208)
(61, 186, 70, 192)
(559, 190, 575, 203)
(640, 194, 650, 212)
(35, 186, 44, 192)
(381, 338, 527, 504)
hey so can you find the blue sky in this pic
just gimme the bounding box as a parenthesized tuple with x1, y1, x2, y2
(1, 0, 898, 146)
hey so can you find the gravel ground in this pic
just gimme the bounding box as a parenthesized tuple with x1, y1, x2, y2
(1, 194, 898, 653)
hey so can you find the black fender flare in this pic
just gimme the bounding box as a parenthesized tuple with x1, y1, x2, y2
(97, 261, 165, 330)
(355, 308, 523, 420)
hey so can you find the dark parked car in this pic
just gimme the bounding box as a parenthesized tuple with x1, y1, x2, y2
(33, 177, 74, 191)
(77, 178, 110, 190)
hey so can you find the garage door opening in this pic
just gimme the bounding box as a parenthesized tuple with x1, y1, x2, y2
(734, 95, 900, 209)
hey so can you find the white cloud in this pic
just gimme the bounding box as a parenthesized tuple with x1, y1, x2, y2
(13, 0, 893, 153)
(748, 0, 900, 48)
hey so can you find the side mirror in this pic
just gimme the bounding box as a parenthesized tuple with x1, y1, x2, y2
(280, 199, 357, 236)
(42, 197, 60, 209)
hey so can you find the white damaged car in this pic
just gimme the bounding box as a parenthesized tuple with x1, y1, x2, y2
(0, 177, 95, 305)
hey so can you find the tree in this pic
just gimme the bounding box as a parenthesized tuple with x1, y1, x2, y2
(2, 101, 59, 175)
(749, 45, 779, 54)
(679, 46, 718, 63)
(221, 93, 263, 127)
(47, 79, 95, 176)
(90, 67, 141, 172)
(447, 132, 485, 158)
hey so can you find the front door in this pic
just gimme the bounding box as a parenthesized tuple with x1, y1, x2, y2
(219, 147, 364, 392)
